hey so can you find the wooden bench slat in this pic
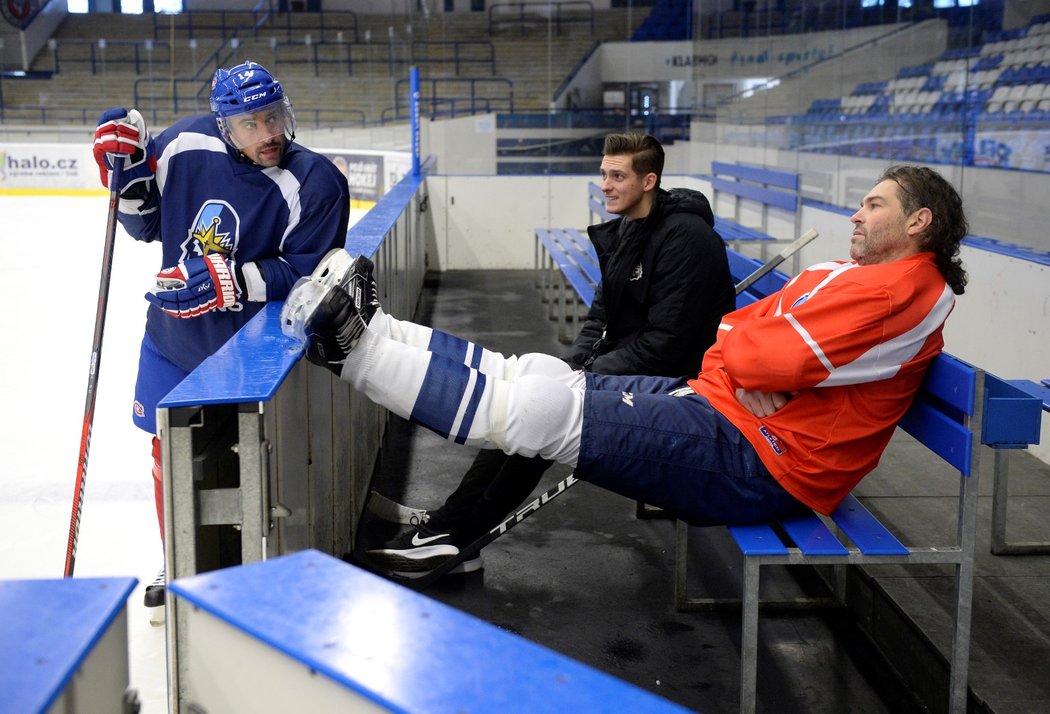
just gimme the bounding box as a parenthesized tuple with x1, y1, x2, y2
(918, 353, 977, 416)
(899, 398, 973, 476)
(588, 182, 615, 222)
(780, 513, 850, 555)
(710, 176, 799, 213)
(536, 228, 595, 308)
(712, 161, 801, 191)
(829, 494, 909, 556)
(716, 218, 774, 242)
(728, 524, 789, 556)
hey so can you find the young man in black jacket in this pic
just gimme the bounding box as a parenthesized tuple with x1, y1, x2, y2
(366, 133, 736, 576)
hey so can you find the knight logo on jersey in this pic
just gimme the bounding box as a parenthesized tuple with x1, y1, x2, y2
(182, 200, 240, 260)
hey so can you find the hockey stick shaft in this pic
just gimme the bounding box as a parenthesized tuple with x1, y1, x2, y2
(401, 473, 580, 591)
(734, 228, 818, 296)
(64, 161, 123, 578)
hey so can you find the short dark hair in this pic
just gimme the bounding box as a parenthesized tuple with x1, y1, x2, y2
(880, 165, 968, 295)
(602, 133, 664, 189)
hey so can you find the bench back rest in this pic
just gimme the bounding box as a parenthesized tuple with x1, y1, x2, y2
(896, 347, 1041, 475)
(710, 161, 801, 238)
(725, 247, 791, 308)
(900, 353, 978, 476)
(588, 182, 615, 224)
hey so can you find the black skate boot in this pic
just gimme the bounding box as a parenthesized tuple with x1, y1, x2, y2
(302, 284, 367, 375)
(308, 249, 381, 324)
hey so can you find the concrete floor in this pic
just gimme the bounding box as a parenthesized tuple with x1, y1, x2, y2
(354, 269, 1049, 713)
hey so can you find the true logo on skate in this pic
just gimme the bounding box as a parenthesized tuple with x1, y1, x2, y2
(759, 426, 784, 455)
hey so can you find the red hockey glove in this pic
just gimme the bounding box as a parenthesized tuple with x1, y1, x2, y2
(93, 108, 157, 203)
(145, 255, 241, 319)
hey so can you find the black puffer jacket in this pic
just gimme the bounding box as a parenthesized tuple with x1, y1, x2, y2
(561, 187, 735, 378)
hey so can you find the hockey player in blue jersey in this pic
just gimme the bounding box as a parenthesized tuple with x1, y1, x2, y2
(92, 60, 350, 617)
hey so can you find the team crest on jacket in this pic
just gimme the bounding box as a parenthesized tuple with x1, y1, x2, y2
(182, 200, 239, 259)
(630, 262, 644, 281)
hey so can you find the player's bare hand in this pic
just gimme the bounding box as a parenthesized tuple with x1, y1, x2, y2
(734, 388, 792, 418)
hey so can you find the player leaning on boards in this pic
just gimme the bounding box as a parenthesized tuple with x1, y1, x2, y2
(367, 133, 737, 578)
(284, 165, 968, 553)
(92, 60, 349, 619)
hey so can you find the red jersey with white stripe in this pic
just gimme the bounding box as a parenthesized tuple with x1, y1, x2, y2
(688, 252, 954, 514)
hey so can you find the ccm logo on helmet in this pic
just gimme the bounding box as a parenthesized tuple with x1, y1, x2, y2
(243, 91, 268, 103)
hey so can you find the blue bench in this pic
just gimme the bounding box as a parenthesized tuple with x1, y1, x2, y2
(169, 549, 690, 712)
(675, 247, 1043, 714)
(992, 378, 1050, 554)
(725, 246, 791, 307)
(534, 226, 599, 343)
(588, 181, 614, 224)
(708, 162, 804, 271)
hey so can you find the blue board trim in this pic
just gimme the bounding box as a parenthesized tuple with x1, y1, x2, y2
(169, 550, 690, 713)
(0, 577, 137, 714)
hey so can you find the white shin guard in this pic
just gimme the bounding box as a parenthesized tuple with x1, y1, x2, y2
(340, 326, 583, 465)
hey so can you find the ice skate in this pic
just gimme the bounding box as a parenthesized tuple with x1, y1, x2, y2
(281, 249, 380, 344)
(310, 249, 380, 321)
(295, 283, 367, 374)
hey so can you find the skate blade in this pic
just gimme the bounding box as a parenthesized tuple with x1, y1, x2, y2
(280, 277, 330, 343)
(309, 248, 356, 290)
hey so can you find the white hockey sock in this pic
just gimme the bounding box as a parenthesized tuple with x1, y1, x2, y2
(369, 309, 577, 383)
(340, 328, 583, 463)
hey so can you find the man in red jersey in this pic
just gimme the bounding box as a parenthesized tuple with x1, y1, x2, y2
(287, 165, 967, 531)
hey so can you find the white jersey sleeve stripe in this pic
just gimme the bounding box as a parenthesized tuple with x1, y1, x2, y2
(264, 166, 303, 251)
(816, 282, 955, 387)
(155, 132, 228, 194)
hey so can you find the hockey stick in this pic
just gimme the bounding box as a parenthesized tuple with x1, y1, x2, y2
(63, 161, 123, 578)
(734, 228, 818, 296)
(354, 473, 580, 591)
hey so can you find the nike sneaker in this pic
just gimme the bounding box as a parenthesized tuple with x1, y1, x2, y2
(366, 524, 461, 572)
(392, 555, 484, 579)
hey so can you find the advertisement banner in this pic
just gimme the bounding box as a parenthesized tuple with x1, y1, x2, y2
(2, 143, 414, 198)
(0, 143, 101, 193)
(326, 151, 384, 205)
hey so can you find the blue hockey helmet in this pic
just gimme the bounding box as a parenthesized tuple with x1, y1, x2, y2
(210, 60, 296, 151)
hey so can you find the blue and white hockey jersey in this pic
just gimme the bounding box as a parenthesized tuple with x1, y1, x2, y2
(119, 114, 350, 372)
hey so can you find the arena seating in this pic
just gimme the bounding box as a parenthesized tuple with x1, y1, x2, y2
(787, 14, 1050, 168)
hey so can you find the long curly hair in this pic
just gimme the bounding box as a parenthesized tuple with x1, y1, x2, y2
(880, 165, 968, 295)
